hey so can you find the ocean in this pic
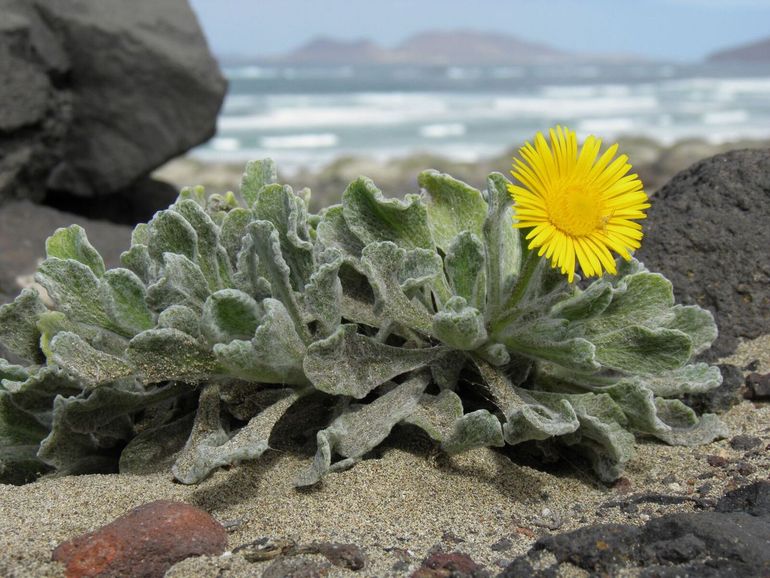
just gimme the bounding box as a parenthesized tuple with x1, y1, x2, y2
(195, 62, 770, 172)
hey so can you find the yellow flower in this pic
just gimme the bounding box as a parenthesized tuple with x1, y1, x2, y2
(508, 126, 650, 283)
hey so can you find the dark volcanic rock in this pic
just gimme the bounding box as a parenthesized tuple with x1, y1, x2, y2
(0, 4, 72, 205)
(0, 0, 225, 207)
(683, 363, 744, 413)
(0, 201, 132, 304)
(746, 372, 770, 400)
(500, 481, 770, 578)
(52, 500, 227, 578)
(636, 149, 770, 358)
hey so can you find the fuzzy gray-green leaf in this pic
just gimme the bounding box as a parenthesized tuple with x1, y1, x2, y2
(419, 170, 487, 252)
(254, 184, 315, 291)
(45, 225, 105, 278)
(304, 324, 446, 398)
(343, 177, 433, 250)
(173, 199, 227, 291)
(100, 269, 154, 335)
(36, 258, 113, 329)
(146, 209, 198, 263)
(214, 298, 307, 385)
(0, 289, 47, 363)
(240, 158, 278, 207)
(296, 374, 428, 486)
(592, 326, 692, 374)
(49, 332, 133, 387)
(445, 232, 486, 309)
(360, 242, 437, 334)
(128, 328, 219, 384)
(442, 410, 505, 454)
(146, 253, 210, 312)
(432, 297, 487, 350)
(202, 289, 262, 344)
(303, 250, 343, 336)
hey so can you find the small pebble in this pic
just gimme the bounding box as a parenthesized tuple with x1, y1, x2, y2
(730, 435, 763, 451)
(735, 462, 757, 476)
(745, 373, 770, 399)
(707, 455, 729, 468)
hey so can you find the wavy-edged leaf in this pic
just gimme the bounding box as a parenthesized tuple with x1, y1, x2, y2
(120, 412, 195, 475)
(304, 324, 446, 398)
(316, 204, 364, 260)
(343, 177, 433, 250)
(303, 249, 343, 337)
(442, 409, 505, 454)
(120, 244, 155, 285)
(173, 386, 300, 484)
(295, 373, 428, 486)
(360, 242, 438, 334)
(254, 184, 314, 291)
(50, 332, 133, 388)
(551, 280, 613, 321)
(36, 258, 112, 329)
(214, 299, 308, 385)
(146, 253, 210, 312)
(445, 231, 486, 309)
(432, 297, 487, 350)
(220, 208, 253, 267)
(240, 158, 278, 207)
(128, 328, 219, 384)
(0, 289, 47, 363)
(146, 209, 197, 263)
(100, 268, 154, 335)
(45, 225, 105, 278)
(660, 305, 717, 356)
(38, 382, 187, 474)
(173, 199, 228, 291)
(592, 326, 692, 374)
(157, 305, 201, 338)
(419, 170, 487, 252)
(484, 173, 520, 317)
(248, 221, 310, 342)
(201, 289, 262, 344)
(402, 389, 464, 441)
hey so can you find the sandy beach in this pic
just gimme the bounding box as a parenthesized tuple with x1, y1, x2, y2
(1, 336, 767, 578)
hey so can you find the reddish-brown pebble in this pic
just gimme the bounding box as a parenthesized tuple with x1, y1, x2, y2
(52, 500, 227, 578)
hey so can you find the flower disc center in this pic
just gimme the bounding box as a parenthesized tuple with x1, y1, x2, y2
(547, 182, 603, 237)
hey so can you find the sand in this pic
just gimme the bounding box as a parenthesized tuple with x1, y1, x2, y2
(1, 336, 768, 578)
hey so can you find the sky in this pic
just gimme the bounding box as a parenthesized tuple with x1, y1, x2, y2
(189, 0, 770, 62)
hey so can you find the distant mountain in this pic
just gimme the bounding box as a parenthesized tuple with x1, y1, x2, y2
(708, 36, 770, 63)
(261, 29, 574, 66)
(275, 37, 389, 65)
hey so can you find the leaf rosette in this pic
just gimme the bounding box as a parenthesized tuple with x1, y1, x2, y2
(0, 159, 725, 486)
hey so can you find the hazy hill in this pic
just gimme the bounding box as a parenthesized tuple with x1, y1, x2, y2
(264, 29, 570, 65)
(708, 36, 770, 63)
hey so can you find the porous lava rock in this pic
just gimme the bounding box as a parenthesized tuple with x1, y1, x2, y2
(52, 500, 227, 578)
(0, 0, 225, 206)
(500, 481, 770, 578)
(636, 148, 770, 358)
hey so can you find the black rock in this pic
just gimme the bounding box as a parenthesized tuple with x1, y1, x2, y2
(683, 364, 744, 413)
(0, 200, 132, 305)
(746, 372, 770, 400)
(729, 435, 763, 451)
(0, 0, 225, 207)
(499, 482, 770, 578)
(716, 481, 770, 517)
(635, 149, 770, 359)
(0, 3, 72, 205)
